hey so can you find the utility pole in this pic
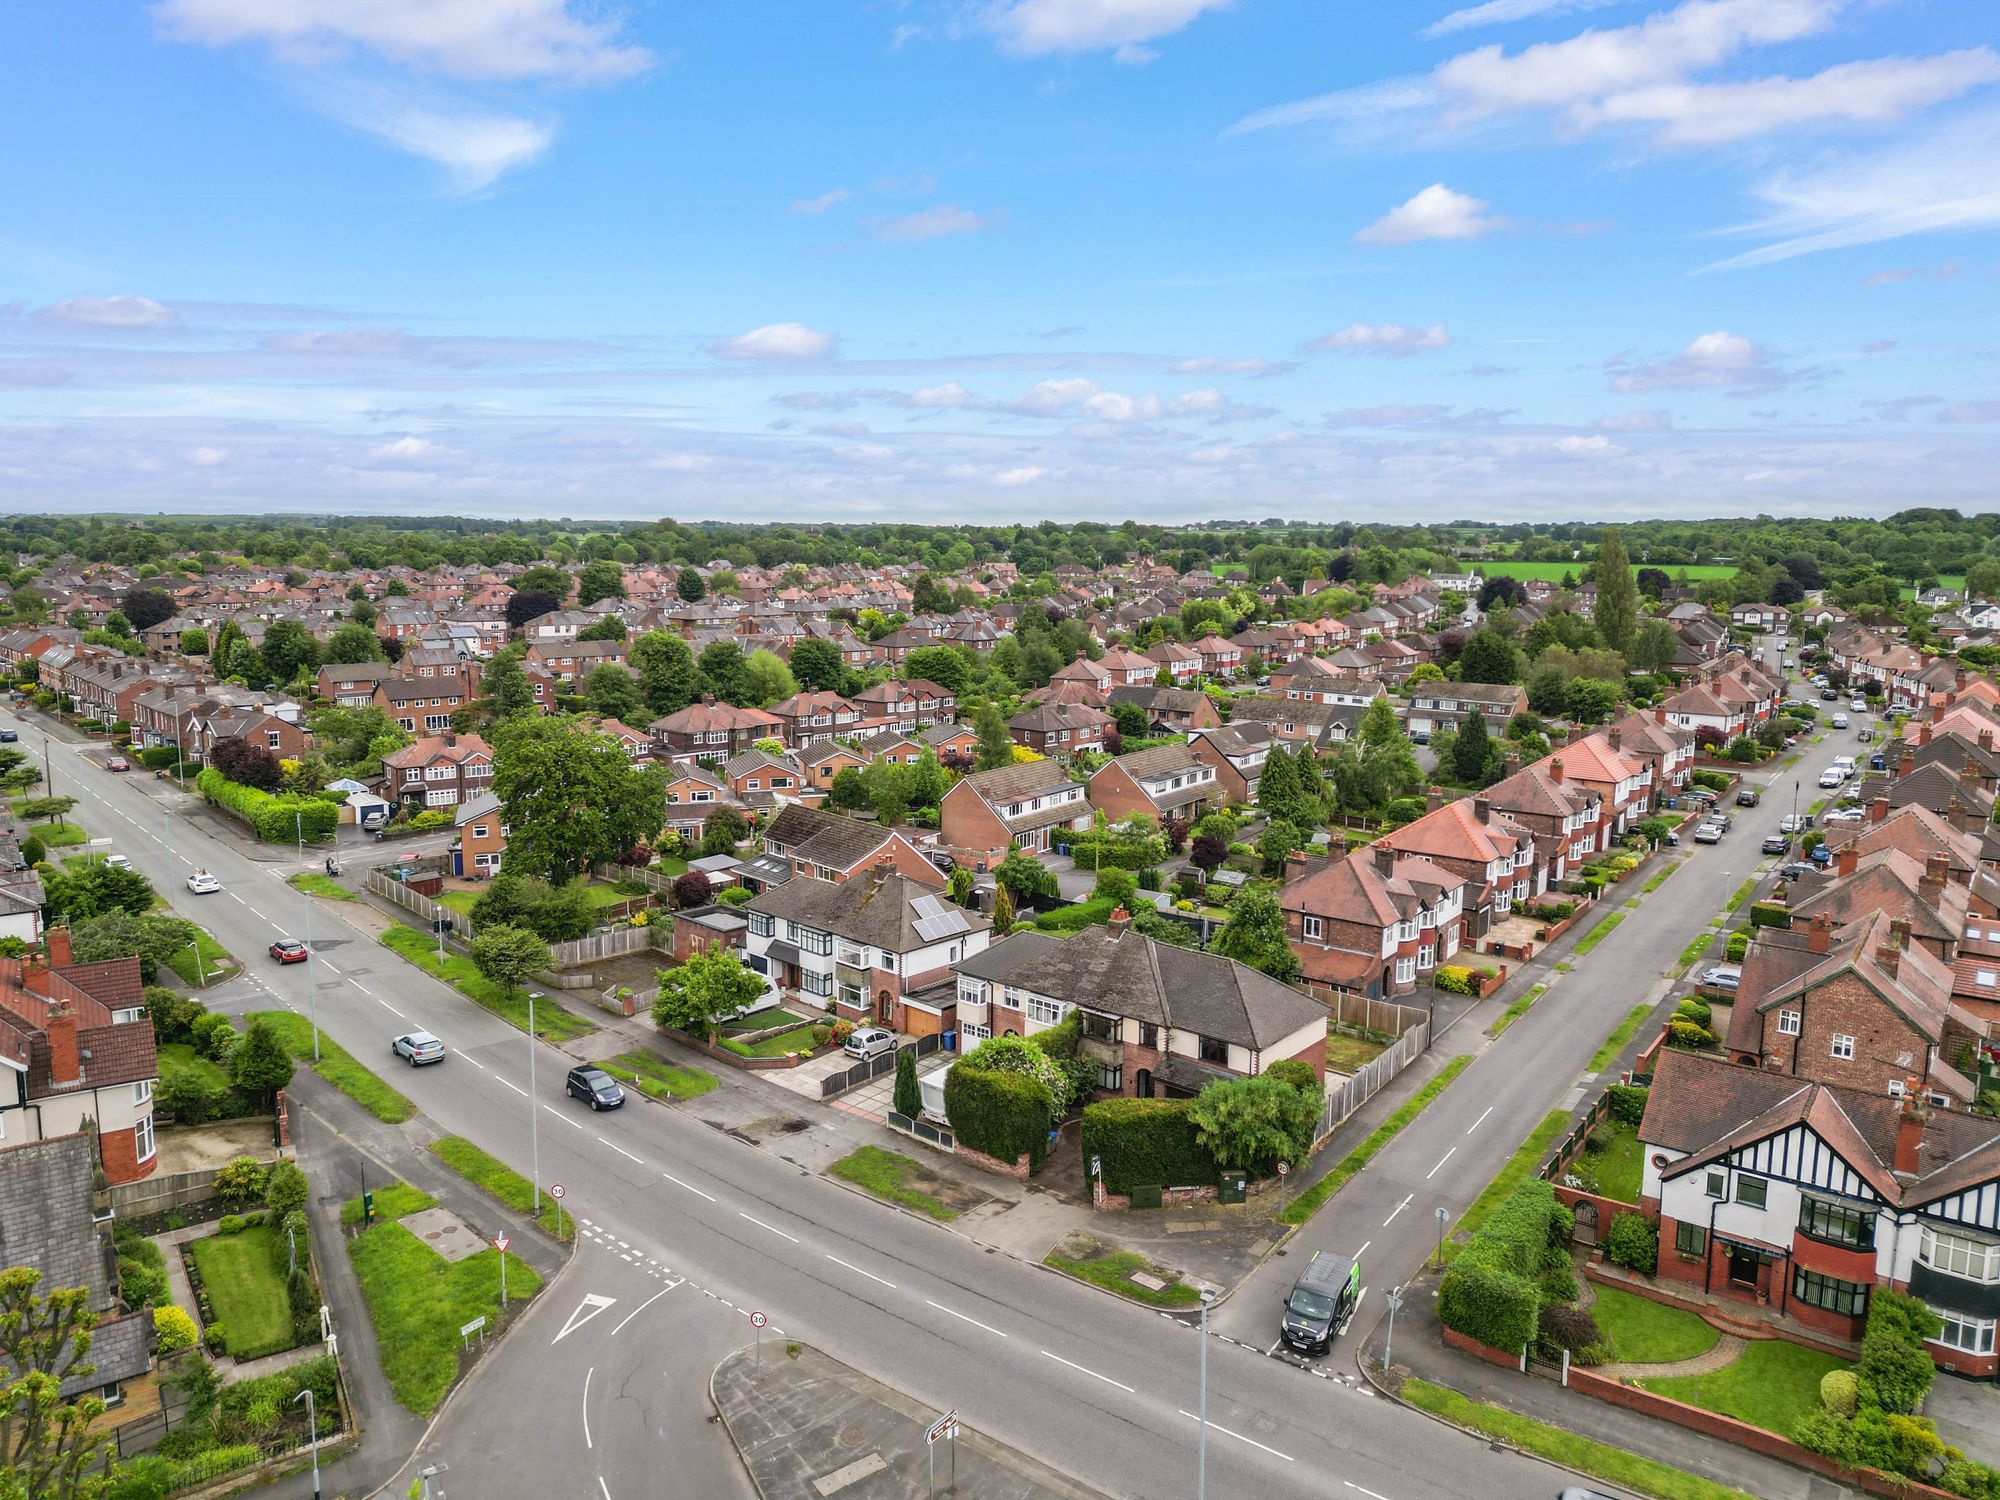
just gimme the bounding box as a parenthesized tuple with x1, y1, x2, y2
(1196, 1289, 1214, 1500)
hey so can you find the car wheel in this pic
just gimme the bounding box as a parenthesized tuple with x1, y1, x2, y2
(589, 1096, 600, 1111)
(408, 1055, 419, 1067)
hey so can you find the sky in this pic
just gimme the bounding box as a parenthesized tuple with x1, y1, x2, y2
(2, 0, 1998, 526)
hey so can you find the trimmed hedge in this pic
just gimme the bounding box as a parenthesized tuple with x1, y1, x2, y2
(1605, 1083, 1649, 1125)
(1748, 901, 1792, 930)
(195, 768, 340, 844)
(1433, 965, 1479, 996)
(1438, 1179, 1573, 1354)
(1079, 1097, 1220, 1195)
(138, 745, 179, 770)
(944, 1064, 1054, 1172)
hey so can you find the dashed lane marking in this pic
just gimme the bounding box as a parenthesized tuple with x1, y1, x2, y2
(739, 1212, 800, 1244)
(926, 1300, 1007, 1339)
(825, 1254, 895, 1289)
(452, 1050, 486, 1069)
(1041, 1349, 1135, 1393)
(598, 1137, 645, 1164)
(661, 1172, 715, 1203)
(1176, 1412, 1294, 1462)
(1465, 1106, 1494, 1134)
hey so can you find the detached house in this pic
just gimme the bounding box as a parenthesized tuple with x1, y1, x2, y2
(382, 732, 494, 810)
(939, 760, 1090, 866)
(1086, 743, 1222, 823)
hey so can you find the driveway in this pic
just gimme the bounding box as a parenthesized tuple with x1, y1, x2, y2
(837, 1050, 955, 1123)
(759, 1045, 866, 1101)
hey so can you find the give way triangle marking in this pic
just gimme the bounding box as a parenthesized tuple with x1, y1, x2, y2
(553, 1293, 617, 1345)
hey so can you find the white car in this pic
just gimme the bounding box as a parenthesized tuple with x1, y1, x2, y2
(1849, 699, 1867, 712)
(186, 870, 221, 894)
(391, 1031, 447, 1066)
(1831, 714, 1848, 729)
(1818, 770, 1844, 789)
(843, 1026, 899, 1060)
(103, 853, 132, 870)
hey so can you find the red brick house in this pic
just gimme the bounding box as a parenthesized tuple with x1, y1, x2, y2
(382, 732, 494, 810)
(650, 697, 785, 763)
(1007, 701, 1111, 756)
(760, 805, 945, 887)
(1086, 743, 1222, 822)
(938, 760, 1090, 866)
(1279, 846, 1468, 998)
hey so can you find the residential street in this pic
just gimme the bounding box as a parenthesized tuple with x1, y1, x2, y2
(24, 701, 1866, 1500)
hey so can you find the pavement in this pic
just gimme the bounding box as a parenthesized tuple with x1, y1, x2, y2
(713, 1342, 1108, 1500)
(24, 697, 1887, 1500)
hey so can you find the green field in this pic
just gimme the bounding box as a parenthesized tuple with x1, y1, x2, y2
(378, 925, 594, 1042)
(1474, 560, 1741, 583)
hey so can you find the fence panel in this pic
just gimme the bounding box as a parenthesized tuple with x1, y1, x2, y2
(1314, 1019, 1431, 1145)
(364, 868, 471, 941)
(545, 925, 660, 969)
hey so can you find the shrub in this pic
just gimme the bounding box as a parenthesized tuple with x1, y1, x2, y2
(1858, 1287, 1942, 1414)
(147, 986, 204, 1046)
(1438, 1261, 1540, 1354)
(1674, 997, 1712, 1029)
(1748, 901, 1793, 930)
(156, 1068, 222, 1125)
(943, 1065, 1054, 1172)
(1186, 1074, 1321, 1177)
(216, 1215, 245, 1235)
(1432, 965, 1479, 996)
(1538, 1303, 1604, 1357)
(194, 768, 340, 844)
(263, 1160, 309, 1217)
(189, 1011, 238, 1063)
(1605, 1084, 1649, 1126)
(1725, 931, 1750, 963)
(1438, 1180, 1573, 1353)
(1080, 1097, 1219, 1194)
(1821, 1368, 1860, 1418)
(1262, 1058, 1319, 1093)
(154, 1304, 199, 1354)
(213, 1155, 266, 1208)
(1606, 1212, 1658, 1273)
(138, 745, 179, 770)
(1665, 1017, 1714, 1050)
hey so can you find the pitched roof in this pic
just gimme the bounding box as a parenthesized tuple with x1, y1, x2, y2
(748, 868, 987, 951)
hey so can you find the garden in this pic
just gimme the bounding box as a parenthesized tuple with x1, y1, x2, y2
(178, 1156, 319, 1362)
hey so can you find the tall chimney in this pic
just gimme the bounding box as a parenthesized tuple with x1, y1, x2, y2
(1920, 851, 1948, 909)
(1654, 705, 1668, 725)
(1980, 728, 1994, 754)
(1835, 842, 1857, 878)
(1876, 930, 1902, 979)
(1807, 913, 1834, 954)
(1918, 722, 1932, 747)
(1951, 804, 1974, 833)
(45, 926, 73, 967)
(46, 1002, 81, 1087)
(1890, 917, 1912, 952)
(1894, 1085, 1927, 1177)
(1374, 844, 1395, 878)
(1426, 787, 1447, 813)
(1608, 727, 1623, 754)
(1869, 795, 1889, 824)
(1473, 797, 1491, 825)
(1550, 757, 1565, 785)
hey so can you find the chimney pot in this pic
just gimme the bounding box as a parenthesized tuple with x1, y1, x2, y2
(1107, 906, 1131, 936)
(1550, 757, 1565, 784)
(46, 1002, 80, 1087)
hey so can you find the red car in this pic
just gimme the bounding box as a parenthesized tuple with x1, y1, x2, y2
(106, 756, 130, 772)
(269, 939, 309, 964)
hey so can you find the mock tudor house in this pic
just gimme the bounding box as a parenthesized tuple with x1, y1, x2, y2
(1279, 846, 1468, 999)
(743, 864, 990, 1035)
(1641, 1047, 2000, 1376)
(939, 760, 1091, 866)
(950, 911, 1327, 1096)
(382, 732, 494, 811)
(1086, 743, 1222, 823)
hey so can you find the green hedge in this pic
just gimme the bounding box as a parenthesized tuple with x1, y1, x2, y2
(1748, 901, 1792, 930)
(137, 745, 179, 770)
(1438, 1179, 1573, 1354)
(1079, 1097, 1220, 1195)
(944, 1064, 1054, 1172)
(195, 768, 340, 844)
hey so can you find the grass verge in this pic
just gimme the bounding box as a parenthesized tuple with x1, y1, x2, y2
(1588, 1003, 1655, 1073)
(1399, 1378, 1754, 1500)
(1044, 1240, 1201, 1309)
(249, 1010, 417, 1124)
(189, 1226, 296, 1360)
(1641, 862, 1682, 894)
(1723, 879, 1758, 913)
(168, 926, 237, 988)
(1488, 984, 1547, 1040)
(1445, 1110, 1570, 1260)
(830, 1146, 958, 1221)
(1573, 911, 1625, 957)
(340, 1183, 436, 1227)
(286, 872, 355, 901)
(592, 1049, 716, 1101)
(346, 1208, 541, 1415)
(1279, 1055, 1473, 1227)
(1673, 928, 1720, 978)
(428, 1135, 575, 1241)
(379, 925, 594, 1043)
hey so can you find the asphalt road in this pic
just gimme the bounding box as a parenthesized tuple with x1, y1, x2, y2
(22, 703, 1874, 1500)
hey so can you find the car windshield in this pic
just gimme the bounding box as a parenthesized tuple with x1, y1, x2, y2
(1287, 1289, 1336, 1320)
(595, 1082, 620, 1096)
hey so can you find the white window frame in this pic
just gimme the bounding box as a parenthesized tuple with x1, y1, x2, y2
(1919, 1227, 2000, 1285)
(134, 1112, 154, 1163)
(1300, 916, 1323, 941)
(1778, 1009, 1800, 1036)
(1027, 994, 1067, 1028)
(1394, 957, 1415, 985)
(133, 1079, 152, 1104)
(1933, 1310, 1998, 1356)
(1831, 1033, 1855, 1060)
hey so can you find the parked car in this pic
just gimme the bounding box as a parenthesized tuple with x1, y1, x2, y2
(1702, 966, 1742, 992)
(1818, 769, 1845, 788)
(1831, 714, 1849, 729)
(1779, 861, 1818, 880)
(1735, 788, 1760, 807)
(270, 938, 309, 964)
(1850, 699, 1867, 713)
(1280, 1249, 1360, 1358)
(186, 869, 221, 894)
(565, 1064, 624, 1109)
(103, 853, 131, 870)
(392, 1031, 447, 1066)
(105, 755, 130, 772)
(1762, 834, 1789, 855)
(1694, 822, 1723, 844)
(1779, 814, 1803, 833)
(843, 1026, 899, 1061)
(1809, 842, 1833, 865)
(1821, 688, 1839, 701)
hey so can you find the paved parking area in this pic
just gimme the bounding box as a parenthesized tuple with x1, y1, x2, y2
(838, 1051, 955, 1122)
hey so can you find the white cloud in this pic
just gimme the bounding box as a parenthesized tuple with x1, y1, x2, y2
(711, 323, 839, 361)
(1324, 404, 1450, 426)
(1596, 409, 1674, 430)
(1554, 433, 1620, 456)
(1577, 49, 2000, 146)
(995, 465, 1049, 486)
(369, 436, 435, 460)
(1354, 183, 1507, 244)
(185, 446, 228, 466)
(646, 452, 714, 471)
(772, 390, 860, 410)
(1421, 0, 1622, 39)
(38, 295, 177, 328)
(1006, 377, 1102, 416)
(301, 77, 554, 191)
(153, 0, 652, 83)
(871, 206, 996, 242)
(905, 382, 980, 408)
(1171, 357, 1293, 376)
(1607, 330, 1792, 394)
(1700, 108, 2000, 271)
(1306, 322, 1452, 356)
(791, 188, 853, 215)
(1861, 339, 1897, 355)
(980, 0, 1231, 57)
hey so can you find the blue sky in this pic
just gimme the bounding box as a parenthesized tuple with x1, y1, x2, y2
(3, 0, 1998, 524)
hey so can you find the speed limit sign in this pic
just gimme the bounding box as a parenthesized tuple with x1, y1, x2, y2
(749, 1311, 767, 1329)
(550, 1183, 566, 1200)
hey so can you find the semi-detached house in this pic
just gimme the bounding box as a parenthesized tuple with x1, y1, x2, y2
(381, 732, 493, 810)
(1279, 846, 1468, 999)
(939, 760, 1090, 868)
(1086, 743, 1222, 823)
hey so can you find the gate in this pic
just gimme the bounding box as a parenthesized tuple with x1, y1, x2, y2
(1525, 1340, 1571, 1386)
(1571, 1198, 1599, 1246)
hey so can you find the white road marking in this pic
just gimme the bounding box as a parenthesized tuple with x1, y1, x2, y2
(661, 1172, 715, 1202)
(825, 1254, 895, 1289)
(926, 1300, 1007, 1338)
(1351, 1288, 1369, 1324)
(1465, 1106, 1495, 1134)
(1041, 1349, 1135, 1393)
(352, 982, 372, 996)
(599, 1477, 612, 1500)
(1264, 1337, 1283, 1356)
(1425, 1147, 1456, 1180)
(1382, 1195, 1412, 1227)
(453, 1049, 486, 1069)
(545, 1106, 584, 1129)
(1352, 1240, 1371, 1261)
(497, 1077, 529, 1098)
(320, 960, 340, 975)
(598, 1137, 645, 1164)
(582, 1366, 594, 1448)
(1176, 1411, 1293, 1461)
(1345, 1484, 1392, 1500)
(229, 893, 247, 905)
(739, 1212, 800, 1244)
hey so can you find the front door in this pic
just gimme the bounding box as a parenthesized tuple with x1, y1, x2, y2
(1728, 1246, 1760, 1287)
(876, 990, 893, 1026)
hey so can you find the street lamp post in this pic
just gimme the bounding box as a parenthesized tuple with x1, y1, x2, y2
(1384, 1285, 1404, 1373)
(1196, 1288, 1215, 1500)
(295, 809, 305, 865)
(1434, 1205, 1451, 1267)
(528, 993, 541, 1218)
(293, 1388, 320, 1500)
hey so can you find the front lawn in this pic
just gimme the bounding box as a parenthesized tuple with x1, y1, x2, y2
(346, 1211, 541, 1415)
(1568, 1117, 1644, 1204)
(1643, 1339, 1849, 1435)
(379, 924, 594, 1043)
(249, 1010, 417, 1124)
(592, 1049, 716, 1101)
(40, 823, 89, 848)
(428, 1135, 574, 1240)
(436, 888, 479, 917)
(190, 1226, 297, 1360)
(721, 1025, 821, 1059)
(159, 1042, 229, 1093)
(167, 926, 237, 988)
(718, 1007, 812, 1034)
(1591, 1285, 1718, 1364)
(1324, 1030, 1389, 1072)
(340, 1182, 437, 1227)
(831, 1146, 957, 1221)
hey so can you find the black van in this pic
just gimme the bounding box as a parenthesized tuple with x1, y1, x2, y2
(1280, 1250, 1360, 1357)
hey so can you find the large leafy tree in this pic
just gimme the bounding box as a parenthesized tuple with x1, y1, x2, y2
(1211, 887, 1301, 983)
(476, 645, 539, 725)
(228, 1018, 295, 1105)
(119, 585, 176, 633)
(583, 663, 644, 723)
(1456, 628, 1521, 685)
(698, 642, 748, 704)
(1453, 708, 1493, 786)
(308, 704, 408, 776)
(786, 637, 844, 692)
(469, 924, 553, 1004)
(71, 910, 198, 984)
(0, 1267, 113, 1500)
(506, 588, 562, 629)
(1594, 528, 1638, 657)
(902, 644, 970, 696)
(575, 559, 625, 608)
(492, 717, 668, 885)
(742, 648, 798, 707)
(675, 567, 706, 602)
(40, 862, 155, 926)
(631, 631, 702, 716)
(321, 622, 386, 665)
(973, 702, 1014, 771)
(1630, 618, 1679, 674)
(650, 943, 766, 1040)
(259, 620, 320, 686)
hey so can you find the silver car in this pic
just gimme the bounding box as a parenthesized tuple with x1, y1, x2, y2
(843, 1026, 898, 1060)
(391, 1031, 446, 1066)
(1702, 966, 1742, 992)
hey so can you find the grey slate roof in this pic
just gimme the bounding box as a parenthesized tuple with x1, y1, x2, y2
(748, 870, 990, 952)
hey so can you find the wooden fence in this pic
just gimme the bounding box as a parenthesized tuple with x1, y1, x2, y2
(1313, 1020, 1431, 1145)
(546, 924, 662, 969)
(1303, 989, 1432, 1039)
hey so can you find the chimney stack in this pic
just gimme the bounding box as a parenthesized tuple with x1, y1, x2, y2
(1895, 1084, 1927, 1176)
(1890, 917, 1912, 951)
(1835, 842, 1858, 878)
(1875, 928, 1902, 979)
(1473, 797, 1491, 825)
(1920, 852, 1948, 908)
(1374, 844, 1396, 878)
(1807, 913, 1834, 954)
(1107, 906, 1131, 937)
(1980, 727, 1994, 753)
(1550, 757, 1565, 784)
(1869, 795, 1889, 824)
(1918, 722, 1932, 748)
(46, 1002, 80, 1088)
(1503, 751, 1520, 776)
(1608, 727, 1623, 754)
(1654, 705, 1668, 725)
(1426, 787, 1447, 813)
(1950, 803, 1974, 833)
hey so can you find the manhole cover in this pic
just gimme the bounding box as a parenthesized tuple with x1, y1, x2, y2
(836, 1425, 866, 1450)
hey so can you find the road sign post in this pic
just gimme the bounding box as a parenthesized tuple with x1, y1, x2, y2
(750, 1309, 766, 1364)
(494, 1235, 510, 1306)
(1276, 1159, 1290, 1219)
(925, 1411, 958, 1499)
(1434, 1205, 1452, 1267)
